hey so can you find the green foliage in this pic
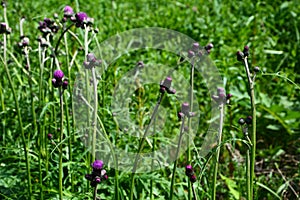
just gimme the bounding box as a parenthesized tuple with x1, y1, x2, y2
(0, 0, 299, 199)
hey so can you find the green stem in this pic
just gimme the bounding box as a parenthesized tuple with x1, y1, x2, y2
(191, 184, 198, 200)
(187, 59, 195, 200)
(1, 34, 32, 198)
(91, 66, 98, 162)
(93, 184, 98, 200)
(211, 103, 224, 200)
(169, 116, 186, 200)
(246, 148, 251, 200)
(64, 33, 74, 191)
(243, 57, 256, 199)
(150, 118, 156, 200)
(130, 93, 165, 200)
(59, 88, 64, 200)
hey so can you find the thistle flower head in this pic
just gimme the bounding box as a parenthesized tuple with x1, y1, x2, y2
(92, 160, 104, 170)
(53, 70, 64, 80)
(63, 5, 74, 17)
(181, 102, 190, 115)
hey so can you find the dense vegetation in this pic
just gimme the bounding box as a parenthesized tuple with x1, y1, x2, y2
(0, 0, 299, 199)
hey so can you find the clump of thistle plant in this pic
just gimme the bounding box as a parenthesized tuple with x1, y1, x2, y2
(85, 160, 108, 200)
(211, 87, 232, 200)
(237, 45, 259, 199)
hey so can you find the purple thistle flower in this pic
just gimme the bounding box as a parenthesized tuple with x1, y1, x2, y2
(92, 160, 104, 170)
(76, 12, 88, 22)
(64, 5, 74, 17)
(75, 12, 88, 28)
(53, 70, 64, 80)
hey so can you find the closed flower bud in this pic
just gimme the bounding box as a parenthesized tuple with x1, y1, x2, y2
(47, 133, 53, 140)
(185, 165, 194, 177)
(236, 51, 244, 61)
(192, 42, 199, 51)
(238, 118, 245, 125)
(226, 93, 233, 100)
(188, 50, 195, 58)
(177, 112, 184, 121)
(205, 43, 213, 50)
(87, 53, 96, 62)
(243, 46, 249, 57)
(161, 77, 172, 89)
(190, 174, 197, 183)
(181, 103, 190, 115)
(167, 88, 176, 94)
(245, 116, 252, 125)
(254, 66, 260, 72)
(136, 61, 144, 68)
(62, 80, 68, 90)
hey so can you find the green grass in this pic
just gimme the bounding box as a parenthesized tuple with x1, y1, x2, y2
(0, 0, 299, 199)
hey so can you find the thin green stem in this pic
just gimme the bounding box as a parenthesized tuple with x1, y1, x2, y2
(243, 57, 256, 199)
(1, 34, 32, 198)
(130, 93, 165, 200)
(191, 184, 198, 200)
(64, 33, 74, 191)
(246, 148, 251, 200)
(59, 88, 64, 200)
(187, 59, 195, 200)
(93, 184, 98, 200)
(150, 117, 156, 200)
(91, 66, 98, 162)
(169, 116, 186, 200)
(211, 103, 224, 200)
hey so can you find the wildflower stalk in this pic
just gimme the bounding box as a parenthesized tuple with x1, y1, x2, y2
(1, 33, 32, 198)
(93, 184, 98, 200)
(58, 87, 64, 200)
(211, 103, 224, 200)
(91, 66, 98, 162)
(64, 32, 74, 191)
(246, 147, 251, 200)
(130, 92, 165, 200)
(243, 56, 256, 199)
(150, 117, 156, 200)
(191, 184, 198, 200)
(187, 58, 195, 200)
(169, 115, 186, 200)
